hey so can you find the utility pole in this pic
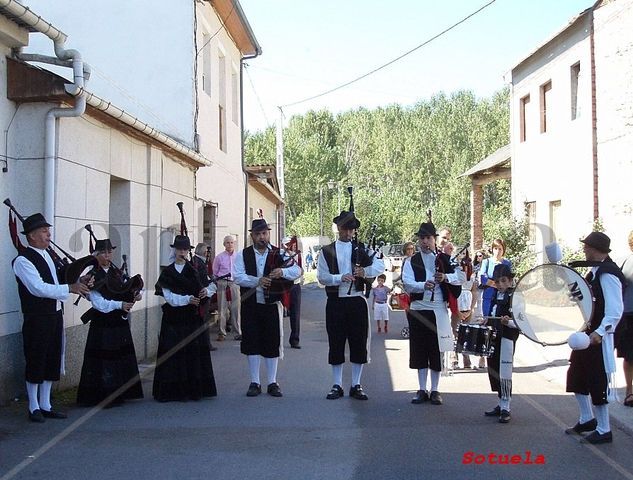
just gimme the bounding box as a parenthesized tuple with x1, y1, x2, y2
(276, 107, 285, 237)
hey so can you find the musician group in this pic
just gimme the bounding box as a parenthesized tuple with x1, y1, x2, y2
(7, 197, 628, 446)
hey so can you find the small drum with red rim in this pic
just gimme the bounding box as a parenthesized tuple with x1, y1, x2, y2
(455, 324, 497, 357)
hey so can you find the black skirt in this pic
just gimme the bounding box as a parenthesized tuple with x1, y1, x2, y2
(152, 304, 217, 402)
(77, 311, 144, 406)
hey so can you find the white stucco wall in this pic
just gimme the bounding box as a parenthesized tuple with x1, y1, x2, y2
(23, 0, 196, 145)
(510, 16, 595, 257)
(195, 2, 247, 256)
(1, 107, 197, 336)
(594, 0, 633, 255)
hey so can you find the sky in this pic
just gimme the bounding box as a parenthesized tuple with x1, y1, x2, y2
(239, 0, 593, 133)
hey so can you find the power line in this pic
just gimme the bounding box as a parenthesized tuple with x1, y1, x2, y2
(280, 0, 496, 109)
(243, 63, 271, 127)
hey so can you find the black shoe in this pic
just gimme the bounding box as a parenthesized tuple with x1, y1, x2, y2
(28, 409, 45, 423)
(499, 410, 511, 423)
(429, 391, 443, 405)
(349, 384, 369, 400)
(42, 408, 68, 418)
(326, 385, 344, 400)
(234, 335, 242, 341)
(209, 345, 218, 351)
(246, 383, 261, 397)
(290, 343, 301, 349)
(267, 382, 283, 397)
(565, 418, 598, 435)
(411, 390, 429, 404)
(484, 405, 501, 417)
(581, 430, 613, 444)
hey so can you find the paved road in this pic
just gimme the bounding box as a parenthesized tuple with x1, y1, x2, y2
(3, 284, 633, 479)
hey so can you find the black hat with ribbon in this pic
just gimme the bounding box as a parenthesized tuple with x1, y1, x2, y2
(94, 239, 116, 251)
(170, 235, 193, 250)
(580, 231, 611, 253)
(333, 210, 360, 229)
(21, 213, 52, 235)
(415, 222, 437, 237)
(249, 218, 272, 232)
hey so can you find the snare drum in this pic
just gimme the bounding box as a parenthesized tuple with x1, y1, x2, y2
(455, 324, 497, 357)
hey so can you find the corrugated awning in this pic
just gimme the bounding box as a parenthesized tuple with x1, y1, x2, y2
(460, 144, 511, 178)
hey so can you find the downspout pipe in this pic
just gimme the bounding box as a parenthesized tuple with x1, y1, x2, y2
(240, 53, 259, 244)
(0, 0, 86, 231)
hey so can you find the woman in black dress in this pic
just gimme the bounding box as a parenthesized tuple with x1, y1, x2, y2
(153, 235, 217, 402)
(77, 239, 143, 407)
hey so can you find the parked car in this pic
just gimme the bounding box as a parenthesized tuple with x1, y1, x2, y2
(382, 244, 406, 272)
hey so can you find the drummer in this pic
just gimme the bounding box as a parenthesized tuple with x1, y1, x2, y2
(482, 263, 519, 424)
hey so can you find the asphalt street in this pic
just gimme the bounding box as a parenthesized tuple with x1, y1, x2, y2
(3, 284, 633, 480)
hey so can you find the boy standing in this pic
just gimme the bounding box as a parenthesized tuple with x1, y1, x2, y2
(372, 274, 391, 333)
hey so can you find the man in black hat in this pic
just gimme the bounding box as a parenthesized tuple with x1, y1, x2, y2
(12, 213, 91, 422)
(233, 219, 302, 397)
(566, 231, 625, 444)
(402, 221, 463, 406)
(317, 210, 384, 400)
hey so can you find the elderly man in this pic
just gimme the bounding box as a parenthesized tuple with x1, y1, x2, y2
(565, 231, 625, 444)
(212, 235, 241, 341)
(12, 213, 90, 422)
(234, 219, 301, 397)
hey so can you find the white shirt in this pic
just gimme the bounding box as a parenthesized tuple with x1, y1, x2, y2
(316, 240, 385, 298)
(402, 251, 462, 310)
(593, 267, 624, 337)
(233, 245, 302, 304)
(161, 262, 217, 307)
(13, 246, 70, 311)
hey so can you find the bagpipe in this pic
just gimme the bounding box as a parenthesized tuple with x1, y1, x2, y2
(4, 198, 98, 285)
(81, 224, 143, 308)
(346, 186, 378, 296)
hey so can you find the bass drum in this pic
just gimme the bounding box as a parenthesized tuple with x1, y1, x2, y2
(512, 263, 593, 346)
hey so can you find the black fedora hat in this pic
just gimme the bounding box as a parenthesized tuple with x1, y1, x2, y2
(415, 222, 437, 237)
(249, 218, 272, 232)
(580, 231, 611, 253)
(94, 239, 116, 252)
(492, 263, 514, 281)
(21, 213, 52, 235)
(333, 210, 360, 229)
(170, 235, 193, 250)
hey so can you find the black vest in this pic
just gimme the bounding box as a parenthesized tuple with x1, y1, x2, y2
(13, 247, 60, 315)
(240, 245, 290, 305)
(586, 257, 626, 334)
(489, 288, 520, 341)
(409, 251, 461, 302)
(321, 241, 373, 299)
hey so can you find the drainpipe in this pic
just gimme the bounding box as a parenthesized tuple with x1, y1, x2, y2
(240, 53, 259, 244)
(44, 49, 86, 228)
(0, 0, 86, 231)
(589, 8, 599, 224)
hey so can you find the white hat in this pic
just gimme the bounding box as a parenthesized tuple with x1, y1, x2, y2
(281, 236, 292, 246)
(545, 242, 562, 263)
(568, 332, 590, 350)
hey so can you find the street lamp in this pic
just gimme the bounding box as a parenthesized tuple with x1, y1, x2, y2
(319, 186, 324, 237)
(327, 179, 340, 213)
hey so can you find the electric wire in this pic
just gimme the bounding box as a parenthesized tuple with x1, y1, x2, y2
(280, 0, 496, 109)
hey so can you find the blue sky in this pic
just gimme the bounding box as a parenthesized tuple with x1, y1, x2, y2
(240, 0, 593, 132)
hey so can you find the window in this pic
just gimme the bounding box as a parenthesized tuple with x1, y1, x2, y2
(549, 200, 561, 243)
(525, 201, 536, 244)
(202, 33, 211, 96)
(203, 203, 217, 257)
(219, 105, 226, 152)
(231, 69, 239, 125)
(540, 81, 552, 133)
(218, 52, 227, 152)
(570, 63, 581, 120)
(520, 94, 530, 142)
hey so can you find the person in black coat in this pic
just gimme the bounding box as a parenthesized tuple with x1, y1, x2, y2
(153, 235, 217, 402)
